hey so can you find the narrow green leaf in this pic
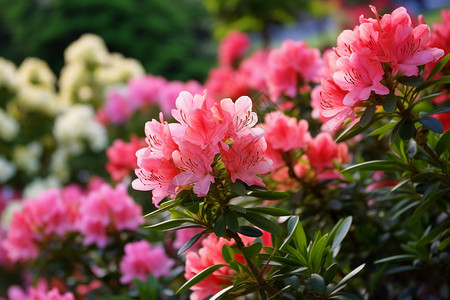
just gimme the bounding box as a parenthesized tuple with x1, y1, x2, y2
(409, 186, 449, 225)
(424, 106, 450, 116)
(417, 75, 450, 91)
(280, 216, 299, 250)
(368, 121, 397, 138)
(374, 254, 417, 264)
(242, 242, 263, 259)
(228, 204, 247, 214)
(438, 236, 450, 251)
(214, 215, 226, 237)
(309, 234, 329, 273)
(383, 93, 397, 113)
(238, 226, 263, 237)
(178, 230, 207, 255)
(230, 181, 247, 196)
(210, 286, 234, 300)
(397, 75, 424, 86)
(418, 116, 444, 134)
(341, 160, 403, 173)
(224, 211, 240, 232)
(310, 273, 325, 294)
(247, 190, 289, 200)
(246, 207, 291, 216)
(293, 217, 307, 255)
(324, 263, 338, 284)
(222, 244, 235, 264)
(145, 218, 194, 231)
(436, 130, 450, 157)
(360, 104, 376, 127)
(176, 264, 227, 294)
(143, 201, 177, 218)
(390, 119, 404, 145)
(330, 217, 352, 253)
(399, 119, 415, 140)
(416, 219, 450, 247)
(237, 212, 282, 235)
(334, 264, 365, 289)
(426, 53, 450, 80)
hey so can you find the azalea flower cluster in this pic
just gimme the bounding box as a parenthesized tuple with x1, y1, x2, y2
(8, 281, 75, 300)
(261, 111, 350, 184)
(2, 183, 142, 262)
(205, 32, 323, 102)
(133, 91, 272, 205)
(106, 135, 145, 182)
(318, 6, 444, 130)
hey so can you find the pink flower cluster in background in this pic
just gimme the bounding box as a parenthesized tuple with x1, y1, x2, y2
(106, 135, 145, 182)
(2, 183, 143, 261)
(184, 231, 272, 300)
(261, 111, 350, 182)
(133, 91, 272, 205)
(8, 282, 75, 300)
(318, 6, 444, 130)
(102, 75, 204, 124)
(119, 240, 174, 284)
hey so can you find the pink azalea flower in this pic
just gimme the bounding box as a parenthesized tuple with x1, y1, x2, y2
(185, 232, 272, 300)
(218, 31, 250, 67)
(128, 75, 167, 108)
(158, 81, 186, 115)
(262, 111, 311, 152)
(77, 183, 143, 247)
(220, 132, 272, 187)
(106, 136, 144, 182)
(219, 95, 257, 138)
(238, 49, 270, 92)
(333, 49, 389, 106)
(3, 211, 38, 262)
(104, 88, 134, 124)
(173, 227, 204, 252)
(119, 240, 174, 284)
(205, 67, 248, 101)
(30, 288, 75, 300)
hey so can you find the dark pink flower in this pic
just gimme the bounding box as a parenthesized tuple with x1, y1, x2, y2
(218, 31, 250, 67)
(106, 135, 144, 182)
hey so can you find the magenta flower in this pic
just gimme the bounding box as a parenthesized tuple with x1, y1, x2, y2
(119, 240, 174, 284)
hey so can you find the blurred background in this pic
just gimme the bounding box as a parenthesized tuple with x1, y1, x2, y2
(1, 0, 449, 83)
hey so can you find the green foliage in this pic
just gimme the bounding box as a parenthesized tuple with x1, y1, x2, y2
(0, 0, 215, 81)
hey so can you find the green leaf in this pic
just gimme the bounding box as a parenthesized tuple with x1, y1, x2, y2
(426, 53, 450, 80)
(418, 116, 444, 134)
(237, 212, 282, 235)
(341, 160, 404, 173)
(439, 236, 450, 251)
(214, 215, 226, 237)
(242, 242, 263, 259)
(222, 244, 235, 264)
(417, 75, 450, 91)
(397, 75, 424, 86)
(390, 119, 404, 145)
(176, 264, 228, 294)
(247, 190, 289, 200)
(230, 181, 247, 196)
(409, 185, 450, 225)
(280, 216, 300, 250)
(333, 264, 365, 290)
(383, 93, 397, 113)
(360, 104, 376, 127)
(399, 119, 415, 140)
(145, 218, 194, 231)
(246, 207, 291, 216)
(228, 204, 247, 214)
(436, 130, 450, 157)
(224, 211, 240, 232)
(330, 217, 352, 253)
(374, 254, 416, 264)
(424, 106, 450, 116)
(309, 234, 329, 273)
(143, 200, 177, 218)
(293, 217, 307, 255)
(210, 286, 234, 300)
(416, 219, 450, 247)
(178, 230, 207, 255)
(335, 115, 384, 142)
(324, 263, 338, 284)
(368, 121, 397, 138)
(310, 273, 325, 294)
(238, 226, 263, 237)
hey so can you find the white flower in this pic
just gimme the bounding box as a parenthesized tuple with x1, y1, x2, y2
(58, 62, 88, 105)
(16, 57, 56, 91)
(0, 108, 19, 141)
(94, 53, 144, 85)
(0, 57, 17, 89)
(50, 148, 70, 182)
(12, 142, 43, 176)
(0, 156, 16, 183)
(15, 86, 58, 115)
(23, 176, 61, 199)
(1, 200, 23, 228)
(53, 104, 107, 154)
(64, 34, 109, 65)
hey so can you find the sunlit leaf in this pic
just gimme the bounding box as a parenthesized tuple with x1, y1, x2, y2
(176, 264, 228, 294)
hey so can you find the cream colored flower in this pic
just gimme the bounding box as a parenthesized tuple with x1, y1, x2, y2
(64, 34, 109, 65)
(0, 108, 19, 141)
(0, 57, 17, 89)
(95, 53, 144, 85)
(16, 57, 56, 91)
(12, 142, 43, 176)
(23, 176, 61, 199)
(0, 156, 16, 183)
(15, 86, 58, 115)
